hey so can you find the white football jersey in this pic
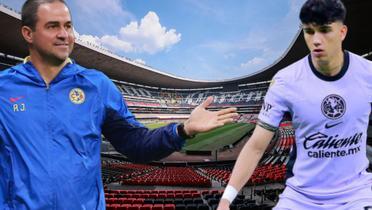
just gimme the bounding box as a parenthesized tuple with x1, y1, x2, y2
(258, 51, 372, 203)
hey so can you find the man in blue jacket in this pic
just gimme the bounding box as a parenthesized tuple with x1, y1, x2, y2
(0, 0, 238, 209)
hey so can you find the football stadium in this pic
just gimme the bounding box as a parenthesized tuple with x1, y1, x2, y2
(0, 0, 371, 209)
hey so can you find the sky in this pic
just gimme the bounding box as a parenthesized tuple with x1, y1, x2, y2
(1, 0, 306, 81)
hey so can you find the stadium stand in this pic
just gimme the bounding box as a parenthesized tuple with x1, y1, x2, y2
(0, 53, 22, 70)
(121, 166, 211, 187)
(114, 81, 269, 109)
(100, 121, 295, 209)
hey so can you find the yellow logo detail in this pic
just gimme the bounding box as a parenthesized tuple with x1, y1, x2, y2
(69, 88, 85, 104)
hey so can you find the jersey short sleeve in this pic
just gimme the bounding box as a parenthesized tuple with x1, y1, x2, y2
(367, 60, 372, 103)
(355, 55, 372, 103)
(258, 73, 290, 131)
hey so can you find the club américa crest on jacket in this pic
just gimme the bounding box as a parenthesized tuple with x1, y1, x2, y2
(69, 88, 85, 104)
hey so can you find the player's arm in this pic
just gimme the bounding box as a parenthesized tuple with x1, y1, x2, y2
(218, 74, 286, 209)
(217, 124, 275, 210)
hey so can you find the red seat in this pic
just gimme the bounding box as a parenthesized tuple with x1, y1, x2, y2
(107, 204, 120, 210)
(118, 204, 131, 210)
(140, 204, 153, 210)
(152, 204, 163, 210)
(128, 204, 142, 210)
(164, 204, 175, 210)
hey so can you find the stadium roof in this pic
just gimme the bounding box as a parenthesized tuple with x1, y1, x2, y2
(0, 0, 371, 89)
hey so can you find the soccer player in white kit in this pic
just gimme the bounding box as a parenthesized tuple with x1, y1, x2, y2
(217, 0, 372, 209)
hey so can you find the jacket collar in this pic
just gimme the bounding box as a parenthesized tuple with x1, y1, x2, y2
(15, 57, 82, 86)
(23, 56, 73, 65)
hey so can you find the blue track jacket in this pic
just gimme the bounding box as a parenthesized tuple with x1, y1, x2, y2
(0, 61, 185, 209)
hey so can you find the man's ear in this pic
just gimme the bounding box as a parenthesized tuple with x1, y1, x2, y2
(340, 24, 348, 41)
(21, 26, 33, 44)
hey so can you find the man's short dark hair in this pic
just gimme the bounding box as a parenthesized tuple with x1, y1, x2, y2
(21, 0, 67, 30)
(300, 0, 346, 25)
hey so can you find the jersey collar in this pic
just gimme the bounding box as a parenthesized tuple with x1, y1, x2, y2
(308, 51, 349, 82)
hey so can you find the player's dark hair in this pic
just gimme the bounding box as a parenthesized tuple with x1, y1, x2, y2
(300, 0, 346, 25)
(22, 0, 68, 30)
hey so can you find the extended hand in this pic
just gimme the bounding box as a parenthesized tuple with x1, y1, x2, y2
(184, 96, 238, 136)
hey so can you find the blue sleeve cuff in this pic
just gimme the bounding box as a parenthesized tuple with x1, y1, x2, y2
(172, 123, 186, 149)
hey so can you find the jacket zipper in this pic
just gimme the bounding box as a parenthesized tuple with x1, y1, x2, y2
(45, 84, 56, 209)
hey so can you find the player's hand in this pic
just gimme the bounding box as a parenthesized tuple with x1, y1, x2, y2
(217, 199, 231, 210)
(183, 96, 238, 136)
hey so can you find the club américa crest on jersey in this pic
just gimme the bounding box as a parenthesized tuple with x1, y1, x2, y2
(69, 88, 85, 104)
(321, 94, 346, 120)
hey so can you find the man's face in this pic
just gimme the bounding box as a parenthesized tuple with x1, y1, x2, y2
(302, 22, 347, 63)
(30, 1, 74, 64)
